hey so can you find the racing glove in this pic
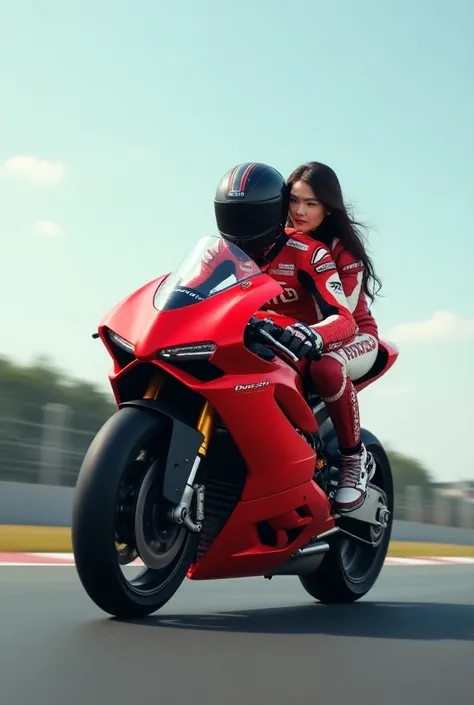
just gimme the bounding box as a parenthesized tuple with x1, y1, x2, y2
(279, 322, 324, 361)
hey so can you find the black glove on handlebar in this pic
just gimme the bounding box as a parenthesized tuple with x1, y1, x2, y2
(279, 322, 324, 361)
(250, 316, 284, 337)
(250, 317, 323, 362)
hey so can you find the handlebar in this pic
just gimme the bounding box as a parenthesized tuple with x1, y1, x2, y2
(247, 316, 301, 364)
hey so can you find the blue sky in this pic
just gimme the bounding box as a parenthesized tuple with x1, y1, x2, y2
(1, 0, 473, 481)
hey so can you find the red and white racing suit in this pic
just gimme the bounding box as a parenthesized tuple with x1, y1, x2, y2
(257, 228, 378, 452)
(188, 231, 378, 454)
(322, 236, 379, 448)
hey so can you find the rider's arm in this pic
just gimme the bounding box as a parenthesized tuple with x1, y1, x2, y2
(335, 247, 365, 314)
(299, 242, 358, 351)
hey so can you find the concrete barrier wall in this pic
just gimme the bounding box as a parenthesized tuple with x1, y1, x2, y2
(391, 519, 474, 546)
(0, 481, 73, 527)
(1, 480, 474, 546)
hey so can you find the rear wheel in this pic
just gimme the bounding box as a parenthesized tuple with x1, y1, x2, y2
(299, 440, 393, 603)
(72, 406, 198, 618)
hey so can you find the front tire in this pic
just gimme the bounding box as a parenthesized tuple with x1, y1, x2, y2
(299, 439, 393, 603)
(72, 406, 198, 618)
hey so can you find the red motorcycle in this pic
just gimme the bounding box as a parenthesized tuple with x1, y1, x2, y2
(72, 234, 399, 618)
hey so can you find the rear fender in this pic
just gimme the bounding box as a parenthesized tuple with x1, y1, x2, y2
(120, 399, 204, 505)
(354, 339, 399, 393)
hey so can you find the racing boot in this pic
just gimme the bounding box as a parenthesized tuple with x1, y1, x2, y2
(333, 444, 376, 513)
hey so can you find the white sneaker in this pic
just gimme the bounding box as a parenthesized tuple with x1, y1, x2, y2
(333, 444, 376, 513)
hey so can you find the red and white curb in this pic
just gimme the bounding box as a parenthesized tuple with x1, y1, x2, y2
(0, 553, 473, 567)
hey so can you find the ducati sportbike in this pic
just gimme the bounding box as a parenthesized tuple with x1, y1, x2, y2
(72, 234, 399, 618)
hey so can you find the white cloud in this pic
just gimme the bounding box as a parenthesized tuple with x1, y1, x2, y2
(3, 155, 66, 186)
(33, 220, 63, 237)
(387, 311, 474, 343)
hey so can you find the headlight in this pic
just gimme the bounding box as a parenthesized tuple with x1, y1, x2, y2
(158, 342, 216, 360)
(108, 331, 135, 354)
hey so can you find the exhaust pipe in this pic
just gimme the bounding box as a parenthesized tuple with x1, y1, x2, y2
(264, 528, 340, 578)
(265, 540, 330, 577)
(297, 541, 331, 557)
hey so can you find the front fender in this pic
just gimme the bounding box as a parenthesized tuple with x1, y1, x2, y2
(120, 399, 204, 504)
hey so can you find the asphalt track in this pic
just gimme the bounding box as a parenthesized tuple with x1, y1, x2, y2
(1, 564, 473, 705)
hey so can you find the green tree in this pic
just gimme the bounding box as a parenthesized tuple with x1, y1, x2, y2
(0, 355, 115, 486)
(386, 449, 433, 487)
(1, 353, 438, 493)
(386, 447, 434, 504)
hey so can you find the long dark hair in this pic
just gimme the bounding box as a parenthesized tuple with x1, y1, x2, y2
(286, 161, 382, 303)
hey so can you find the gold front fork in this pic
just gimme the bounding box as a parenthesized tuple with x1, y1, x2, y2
(143, 369, 215, 532)
(143, 371, 214, 451)
(143, 370, 214, 450)
(143, 371, 164, 400)
(196, 400, 215, 456)
(169, 399, 215, 533)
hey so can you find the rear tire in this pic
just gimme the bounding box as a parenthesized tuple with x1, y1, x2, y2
(72, 406, 198, 619)
(299, 439, 393, 603)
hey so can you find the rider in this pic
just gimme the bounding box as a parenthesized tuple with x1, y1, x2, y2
(286, 161, 381, 341)
(213, 162, 378, 513)
(284, 161, 381, 500)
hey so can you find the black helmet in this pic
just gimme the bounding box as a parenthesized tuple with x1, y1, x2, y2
(214, 162, 290, 259)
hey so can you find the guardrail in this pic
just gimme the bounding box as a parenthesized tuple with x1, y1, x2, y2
(1, 479, 473, 553)
(1, 400, 473, 533)
(0, 478, 473, 539)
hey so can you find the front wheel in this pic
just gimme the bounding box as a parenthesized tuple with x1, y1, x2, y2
(299, 438, 394, 603)
(71, 406, 198, 618)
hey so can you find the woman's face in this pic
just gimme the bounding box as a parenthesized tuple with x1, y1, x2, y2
(289, 180, 327, 233)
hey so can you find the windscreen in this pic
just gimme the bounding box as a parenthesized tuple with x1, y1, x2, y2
(153, 235, 262, 311)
